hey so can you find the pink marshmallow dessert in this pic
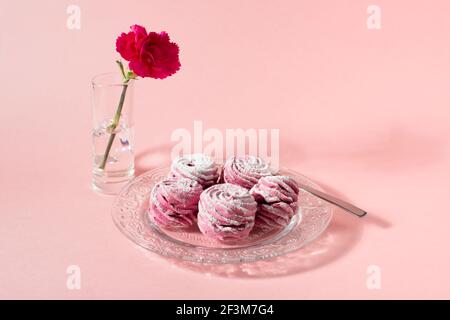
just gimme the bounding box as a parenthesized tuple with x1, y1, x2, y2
(250, 175, 300, 231)
(223, 155, 272, 189)
(149, 178, 203, 229)
(198, 183, 257, 242)
(169, 154, 220, 188)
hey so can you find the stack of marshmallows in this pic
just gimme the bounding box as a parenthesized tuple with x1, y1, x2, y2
(149, 154, 300, 241)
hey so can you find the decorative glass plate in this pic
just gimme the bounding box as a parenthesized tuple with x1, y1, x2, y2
(112, 167, 333, 264)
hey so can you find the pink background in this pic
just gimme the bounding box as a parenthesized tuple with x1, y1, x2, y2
(1, 0, 450, 299)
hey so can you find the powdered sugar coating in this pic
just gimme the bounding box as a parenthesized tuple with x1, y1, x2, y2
(223, 155, 272, 189)
(169, 154, 220, 188)
(256, 202, 298, 230)
(198, 183, 257, 241)
(250, 175, 299, 204)
(250, 175, 300, 230)
(149, 178, 203, 229)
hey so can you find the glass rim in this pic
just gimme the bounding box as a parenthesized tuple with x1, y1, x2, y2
(91, 72, 133, 87)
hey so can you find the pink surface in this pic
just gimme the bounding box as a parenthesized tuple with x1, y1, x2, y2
(1, 0, 450, 299)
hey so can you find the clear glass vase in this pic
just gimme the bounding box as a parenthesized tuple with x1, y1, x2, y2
(91, 72, 135, 195)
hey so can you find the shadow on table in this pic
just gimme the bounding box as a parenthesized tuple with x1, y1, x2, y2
(314, 180, 392, 229)
(166, 209, 364, 279)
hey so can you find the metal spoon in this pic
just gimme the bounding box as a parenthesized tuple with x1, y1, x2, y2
(298, 183, 367, 217)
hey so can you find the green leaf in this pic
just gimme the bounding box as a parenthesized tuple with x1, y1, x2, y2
(127, 71, 137, 80)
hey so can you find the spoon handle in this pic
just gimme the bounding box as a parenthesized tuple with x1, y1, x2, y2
(298, 183, 367, 217)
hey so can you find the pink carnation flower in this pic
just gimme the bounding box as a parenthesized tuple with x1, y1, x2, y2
(116, 24, 181, 79)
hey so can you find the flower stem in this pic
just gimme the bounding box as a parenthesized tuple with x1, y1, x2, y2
(116, 60, 127, 79)
(98, 79, 129, 170)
